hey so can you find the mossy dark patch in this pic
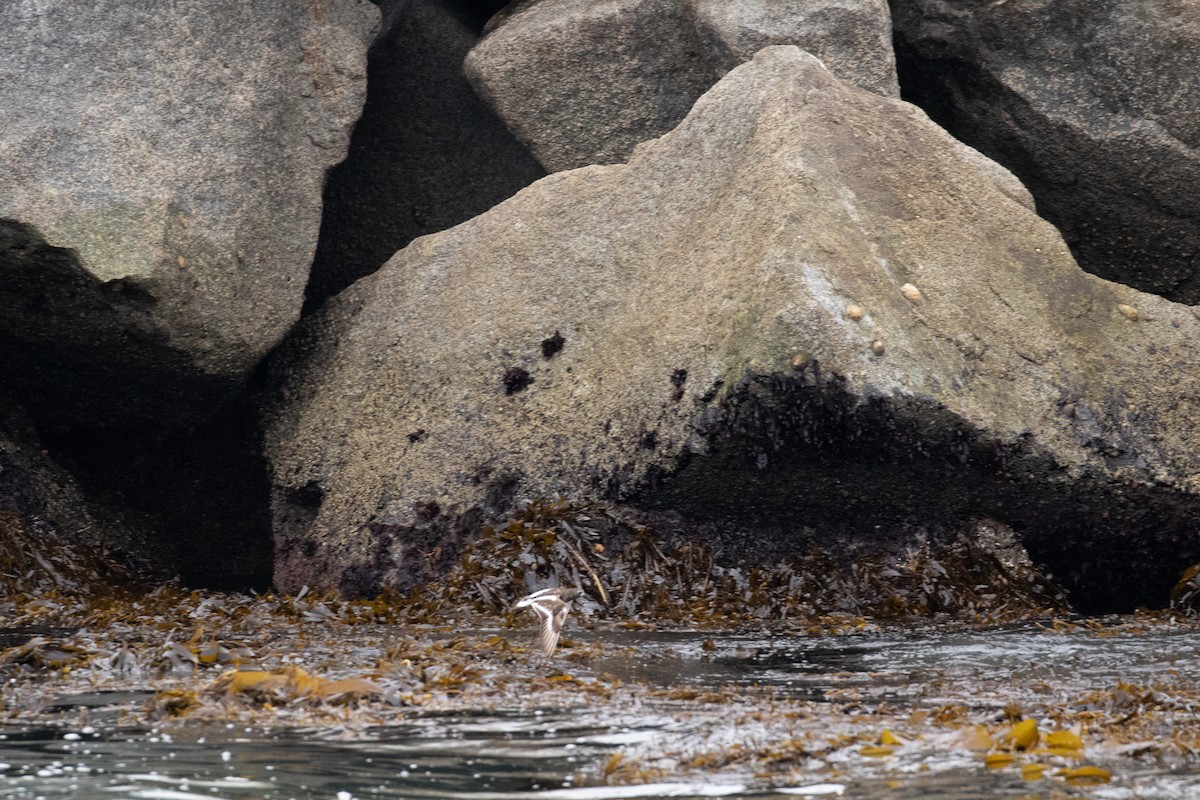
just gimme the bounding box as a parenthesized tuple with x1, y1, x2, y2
(669, 368, 687, 402)
(541, 331, 565, 359)
(502, 366, 533, 394)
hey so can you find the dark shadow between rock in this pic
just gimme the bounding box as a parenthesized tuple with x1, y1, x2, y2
(305, 0, 544, 311)
(628, 370, 1200, 615)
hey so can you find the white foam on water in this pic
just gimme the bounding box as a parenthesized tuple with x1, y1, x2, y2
(1088, 775, 1200, 800)
(412, 783, 750, 800)
(578, 730, 664, 745)
(437, 718, 567, 734)
(101, 788, 232, 800)
(537, 783, 749, 798)
(104, 773, 272, 790)
(774, 784, 846, 796)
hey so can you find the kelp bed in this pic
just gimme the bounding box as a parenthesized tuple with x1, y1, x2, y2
(3, 502, 1200, 795)
(405, 500, 1068, 626)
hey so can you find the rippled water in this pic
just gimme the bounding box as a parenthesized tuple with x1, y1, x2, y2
(4, 624, 1200, 799)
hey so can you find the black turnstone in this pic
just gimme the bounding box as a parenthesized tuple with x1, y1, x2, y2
(514, 587, 583, 658)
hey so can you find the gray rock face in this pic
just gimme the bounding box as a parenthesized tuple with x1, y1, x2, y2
(265, 47, 1200, 609)
(688, 0, 897, 97)
(465, 0, 896, 172)
(0, 0, 377, 429)
(891, 0, 1200, 303)
(465, 0, 715, 173)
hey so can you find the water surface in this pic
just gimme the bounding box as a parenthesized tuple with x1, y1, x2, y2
(4, 622, 1200, 799)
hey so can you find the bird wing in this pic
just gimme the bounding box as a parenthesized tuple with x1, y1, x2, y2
(534, 599, 571, 658)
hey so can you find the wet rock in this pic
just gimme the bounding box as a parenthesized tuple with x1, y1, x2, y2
(0, 0, 377, 431)
(464, 0, 896, 172)
(264, 47, 1200, 611)
(891, 0, 1200, 303)
(306, 0, 545, 311)
(0, 393, 164, 598)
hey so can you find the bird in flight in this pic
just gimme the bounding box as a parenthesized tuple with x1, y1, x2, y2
(514, 587, 583, 658)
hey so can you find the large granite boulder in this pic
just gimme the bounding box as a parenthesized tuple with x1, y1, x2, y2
(688, 0, 897, 98)
(464, 0, 897, 172)
(0, 0, 377, 430)
(307, 0, 545, 311)
(891, 0, 1200, 303)
(265, 47, 1200, 611)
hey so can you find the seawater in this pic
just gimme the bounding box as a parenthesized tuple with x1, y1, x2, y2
(3, 625, 1200, 800)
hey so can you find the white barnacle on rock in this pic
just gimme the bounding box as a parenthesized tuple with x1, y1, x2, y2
(1117, 303, 1139, 321)
(845, 303, 865, 321)
(900, 283, 924, 305)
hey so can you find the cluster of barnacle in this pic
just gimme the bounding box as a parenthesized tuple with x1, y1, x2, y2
(413, 501, 1067, 627)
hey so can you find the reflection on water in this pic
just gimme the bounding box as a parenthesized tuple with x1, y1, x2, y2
(4, 624, 1200, 799)
(589, 623, 1200, 688)
(1, 713, 693, 800)
(0, 722, 1012, 800)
